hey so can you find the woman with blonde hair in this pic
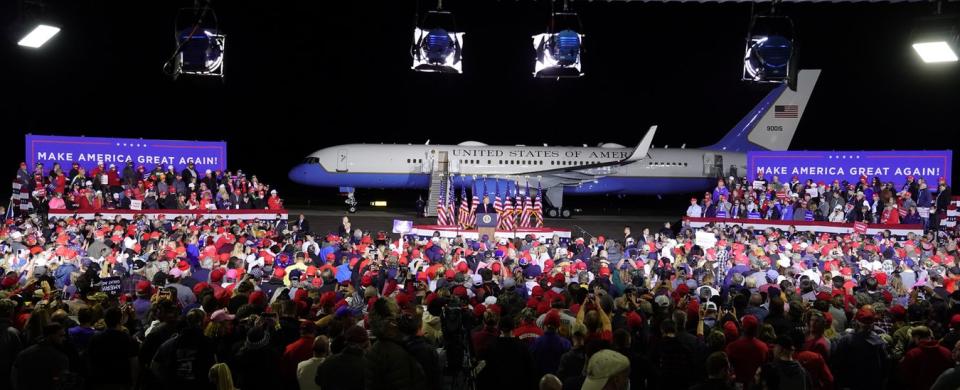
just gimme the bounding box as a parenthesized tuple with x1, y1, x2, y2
(209, 363, 236, 390)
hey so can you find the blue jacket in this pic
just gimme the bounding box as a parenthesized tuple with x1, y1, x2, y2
(529, 330, 572, 377)
(917, 188, 933, 207)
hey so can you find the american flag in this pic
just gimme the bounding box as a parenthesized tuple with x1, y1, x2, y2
(520, 182, 533, 228)
(446, 181, 456, 226)
(500, 187, 514, 231)
(494, 180, 503, 214)
(436, 176, 449, 226)
(469, 185, 480, 229)
(533, 181, 544, 228)
(458, 184, 470, 229)
(774, 105, 798, 118)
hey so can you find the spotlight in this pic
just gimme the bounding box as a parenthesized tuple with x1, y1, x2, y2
(163, 1, 225, 79)
(176, 28, 226, 76)
(18, 24, 60, 48)
(533, 6, 584, 79)
(911, 16, 959, 64)
(412, 6, 464, 74)
(742, 15, 796, 88)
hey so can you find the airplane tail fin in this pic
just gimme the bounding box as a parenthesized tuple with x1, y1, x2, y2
(706, 69, 821, 152)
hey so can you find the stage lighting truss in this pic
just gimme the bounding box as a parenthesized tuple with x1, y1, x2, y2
(412, 10, 464, 74)
(164, 2, 225, 79)
(911, 16, 959, 63)
(533, 11, 584, 79)
(742, 15, 797, 88)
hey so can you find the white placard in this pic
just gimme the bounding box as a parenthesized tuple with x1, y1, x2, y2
(753, 181, 765, 190)
(918, 207, 930, 219)
(100, 175, 108, 185)
(805, 188, 819, 198)
(695, 230, 717, 249)
(129, 200, 142, 211)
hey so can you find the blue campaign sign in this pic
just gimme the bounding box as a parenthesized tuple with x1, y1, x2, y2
(25, 134, 227, 173)
(747, 150, 952, 186)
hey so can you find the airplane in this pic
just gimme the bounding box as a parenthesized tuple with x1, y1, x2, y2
(289, 69, 821, 217)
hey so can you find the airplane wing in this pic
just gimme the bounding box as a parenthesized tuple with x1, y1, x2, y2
(513, 125, 657, 187)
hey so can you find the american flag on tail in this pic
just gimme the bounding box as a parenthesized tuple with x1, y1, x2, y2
(533, 181, 544, 228)
(458, 183, 470, 229)
(500, 186, 514, 231)
(436, 176, 450, 226)
(468, 184, 480, 229)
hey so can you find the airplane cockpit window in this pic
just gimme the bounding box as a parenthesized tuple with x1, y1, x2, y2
(303, 157, 320, 164)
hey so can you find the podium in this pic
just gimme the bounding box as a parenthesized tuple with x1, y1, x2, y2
(476, 213, 498, 240)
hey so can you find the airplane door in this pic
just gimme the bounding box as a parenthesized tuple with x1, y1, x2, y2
(703, 153, 723, 177)
(437, 151, 449, 172)
(337, 149, 348, 172)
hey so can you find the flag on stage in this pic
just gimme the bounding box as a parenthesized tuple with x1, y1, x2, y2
(500, 186, 515, 231)
(520, 182, 533, 228)
(458, 182, 470, 229)
(446, 180, 456, 226)
(436, 176, 449, 226)
(533, 181, 544, 228)
(469, 184, 480, 229)
(494, 180, 503, 214)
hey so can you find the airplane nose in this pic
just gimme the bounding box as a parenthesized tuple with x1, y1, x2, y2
(288, 163, 311, 185)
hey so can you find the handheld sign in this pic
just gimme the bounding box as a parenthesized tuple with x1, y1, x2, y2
(99, 277, 122, 297)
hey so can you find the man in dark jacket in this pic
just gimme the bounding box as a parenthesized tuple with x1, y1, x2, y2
(477, 312, 538, 390)
(530, 310, 572, 377)
(399, 306, 441, 390)
(232, 325, 282, 390)
(88, 307, 140, 389)
(122, 161, 138, 188)
(365, 298, 428, 390)
(317, 325, 368, 390)
(0, 299, 23, 390)
(180, 162, 198, 183)
(832, 307, 890, 390)
(757, 334, 813, 390)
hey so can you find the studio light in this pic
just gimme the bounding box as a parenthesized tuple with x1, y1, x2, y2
(163, 1, 225, 79)
(412, 2, 464, 74)
(176, 28, 226, 75)
(911, 15, 958, 64)
(17, 24, 60, 48)
(533, 2, 584, 79)
(742, 15, 797, 88)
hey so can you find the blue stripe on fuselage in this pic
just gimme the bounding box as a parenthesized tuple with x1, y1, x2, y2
(290, 163, 715, 195)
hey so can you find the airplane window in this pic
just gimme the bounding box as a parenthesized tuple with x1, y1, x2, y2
(487, 160, 491, 164)
(302, 157, 320, 164)
(684, 162, 688, 166)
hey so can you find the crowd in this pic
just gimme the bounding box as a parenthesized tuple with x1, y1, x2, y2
(685, 174, 953, 229)
(0, 171, 958, 390)
(11, 161, 284, 216)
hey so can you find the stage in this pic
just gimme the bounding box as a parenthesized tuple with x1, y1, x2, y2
(409, 225, 571, 241)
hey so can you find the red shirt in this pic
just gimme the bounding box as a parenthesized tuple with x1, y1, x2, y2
(725, 336, 769, 386)
(900, 339, 953, 390)
(803, 336, 830, 360)
(796, 350, 834, 390)
(282, 336, 315, 381)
